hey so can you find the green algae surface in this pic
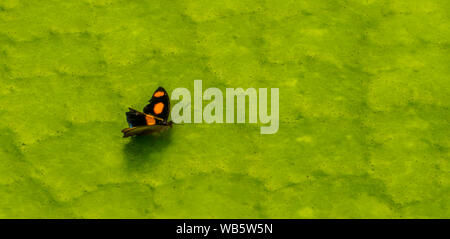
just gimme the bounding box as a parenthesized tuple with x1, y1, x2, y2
(1, 0, 449, 218)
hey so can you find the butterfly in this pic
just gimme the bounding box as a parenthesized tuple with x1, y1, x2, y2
(121, 87, 173, 138)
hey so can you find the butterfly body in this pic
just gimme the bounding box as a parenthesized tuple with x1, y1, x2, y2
(122, 87, 172, 138)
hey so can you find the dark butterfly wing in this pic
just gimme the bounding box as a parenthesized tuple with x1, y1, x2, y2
(143, 86, 170, 124)
(126, 108, 157, 127)
(123, 108, 165, 137)
(125, 108, 147, 128)
(122, 87, 171, 137)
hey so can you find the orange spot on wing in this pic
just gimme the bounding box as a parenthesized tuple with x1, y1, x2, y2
(153, 91, 165, 97)
(145, 115, 156, 125)
(153, 102, 164, 114)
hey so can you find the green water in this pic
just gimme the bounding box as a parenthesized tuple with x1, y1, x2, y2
(0, 0, 449, 218)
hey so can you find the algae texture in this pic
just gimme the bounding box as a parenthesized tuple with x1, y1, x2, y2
(0, 0, 449, 218)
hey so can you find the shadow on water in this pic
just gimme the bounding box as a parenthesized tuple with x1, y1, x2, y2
(123, 130, 173, 171)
